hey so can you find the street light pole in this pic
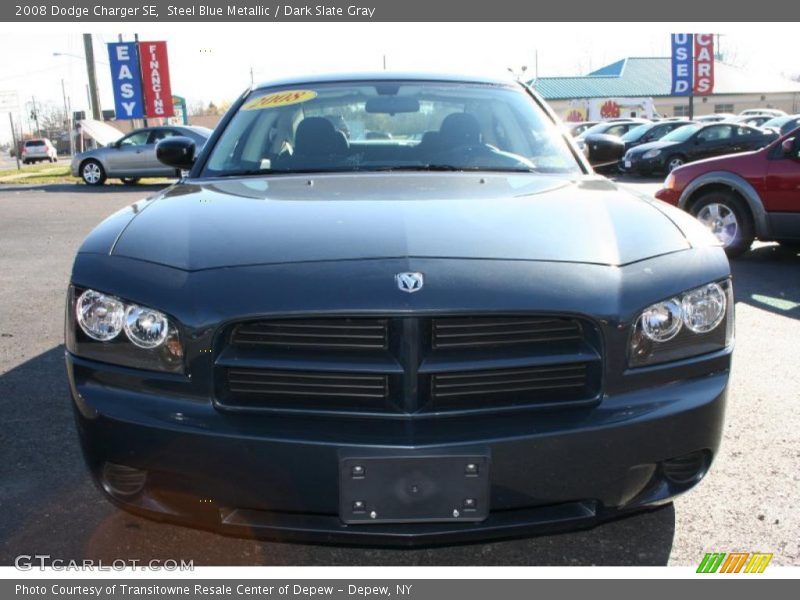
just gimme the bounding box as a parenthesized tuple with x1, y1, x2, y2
(83, 33, 101, 120)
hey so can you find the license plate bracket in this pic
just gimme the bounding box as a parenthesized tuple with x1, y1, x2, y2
(339, 454, 489, 524)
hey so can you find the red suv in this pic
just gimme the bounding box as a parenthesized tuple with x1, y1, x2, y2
(655, 128, 800, 257)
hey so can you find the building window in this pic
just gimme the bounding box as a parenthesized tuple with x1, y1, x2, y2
(673, 105, 691, 117)
(714, 103, 734, 113)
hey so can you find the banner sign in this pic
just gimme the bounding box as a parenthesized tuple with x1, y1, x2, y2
(670, 33, 693, 96)
(138, 41, 174, 118)
(107, 42, 145, 119)
(693, 33, 715, 95)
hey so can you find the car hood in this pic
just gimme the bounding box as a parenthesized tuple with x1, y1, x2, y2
(106, 173, 695, 270)
(629, 140, 678, 155)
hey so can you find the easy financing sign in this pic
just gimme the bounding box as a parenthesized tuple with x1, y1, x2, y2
(107, 41, 174, 119)
(671, 34, 715, 97)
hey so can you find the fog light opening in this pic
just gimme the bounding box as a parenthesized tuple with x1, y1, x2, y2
(101, 462, 147, 497)
(661, 450, 710, 485)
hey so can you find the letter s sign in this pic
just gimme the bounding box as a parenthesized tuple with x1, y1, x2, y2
(693, 34, 715, 96)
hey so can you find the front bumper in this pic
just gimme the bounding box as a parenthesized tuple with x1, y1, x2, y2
(619, 154, 665, 174)
(67, 351, 729, 546)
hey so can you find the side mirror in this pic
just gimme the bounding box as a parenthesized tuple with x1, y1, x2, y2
(781, 137, 799, 160)
(156, 136, 196, 170)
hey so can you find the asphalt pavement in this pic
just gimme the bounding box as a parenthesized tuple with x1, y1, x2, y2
(0, 180, 798, 566)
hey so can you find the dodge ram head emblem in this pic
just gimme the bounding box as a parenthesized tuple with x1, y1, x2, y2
(395, 272, 424, 293)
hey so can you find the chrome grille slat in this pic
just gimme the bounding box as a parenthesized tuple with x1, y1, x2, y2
(232, 318, 388, 350)
(218, 316, 600, 413)
(432, 316, 583, 350)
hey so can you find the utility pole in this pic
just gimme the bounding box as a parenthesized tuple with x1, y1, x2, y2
(9, 112, 20, 170)
(30, 96, 41, 137)
(61, 79, 72, 155)
(83, 33, 101, 120)
(382, 54, 387, 71)
(250, 66, 254, 86)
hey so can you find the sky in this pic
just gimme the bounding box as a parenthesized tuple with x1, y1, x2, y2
(0, 22, 798, 144)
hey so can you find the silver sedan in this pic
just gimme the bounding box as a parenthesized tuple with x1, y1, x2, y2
(71, 126, 211, 186)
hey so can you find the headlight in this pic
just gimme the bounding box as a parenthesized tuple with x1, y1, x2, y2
(76, 290, 125, 341)
(630, 280, 733, 367)
(67, 287, 184, 373)
(124, 305, 170, 348)
(639, 298, 683, 341)
(682, 282, 726, 333)
(642, 149, 662, 159)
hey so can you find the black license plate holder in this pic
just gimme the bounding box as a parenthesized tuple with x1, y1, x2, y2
(339, 454, 489, 524)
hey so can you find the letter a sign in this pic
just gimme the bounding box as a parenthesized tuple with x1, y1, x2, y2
(107, 42, 144, 119)
(693, 34, 715, 95)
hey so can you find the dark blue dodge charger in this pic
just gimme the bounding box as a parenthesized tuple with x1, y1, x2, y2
(65, 73, 733, 546)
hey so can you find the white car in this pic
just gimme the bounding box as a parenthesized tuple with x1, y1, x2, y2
(21, 138, 58, 164)
(739, 108, 787, 118)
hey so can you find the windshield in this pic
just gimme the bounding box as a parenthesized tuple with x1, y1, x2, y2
(661, 124, 701, 143)
(620, 124, 651, 142)
(202, 80, 582, 177)
(762, 116, 791, 129)
(577, 122, 616, 138)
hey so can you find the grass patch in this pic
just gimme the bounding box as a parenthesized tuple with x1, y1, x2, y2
(0, 162, 172, 186)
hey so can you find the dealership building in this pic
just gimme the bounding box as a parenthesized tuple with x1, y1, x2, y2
(530, 56, 800, 120)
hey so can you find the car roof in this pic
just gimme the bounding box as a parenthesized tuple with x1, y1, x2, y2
(253, 71, 517, 90)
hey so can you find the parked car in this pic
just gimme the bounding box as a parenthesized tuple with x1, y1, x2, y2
(620, 122, 776, 174)
(70, 126, 212, 185)
(21, 138, 58, 164)
(760, 114, 800, 136)
(573, 119, 647, 151)
(655, 127, 800, 257)
(563, 120, 598, 137)
(575, 118, 649, 167)
(694, 114, 736, 123)
(66, 72, 733, 545)
(727, 114, 773, 128)
(739, 108, 786, 118)
(580, 120, 691, 174)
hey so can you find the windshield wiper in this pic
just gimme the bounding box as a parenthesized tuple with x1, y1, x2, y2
(210, 164, 543, 177)
(363, 165, 541, 173)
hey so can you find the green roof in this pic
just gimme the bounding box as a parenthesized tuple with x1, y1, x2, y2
(530, 57, 800, 100)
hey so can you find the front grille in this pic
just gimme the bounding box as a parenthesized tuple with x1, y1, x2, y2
(225, 368, 389, 410)
(216, 315, 602, 415)
(432, 316, 582, 349)
(231, 318, 388, 350)
(430, 364, 590, 408)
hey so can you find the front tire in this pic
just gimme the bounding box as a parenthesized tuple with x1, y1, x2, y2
(81, 160, 106, 186)
(691, 190, 754, 258)
(665, 155, 685, 173)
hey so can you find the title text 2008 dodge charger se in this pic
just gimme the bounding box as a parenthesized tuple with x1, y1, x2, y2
(66, 74, 733, 546)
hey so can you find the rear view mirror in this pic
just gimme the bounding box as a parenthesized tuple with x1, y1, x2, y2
(156, 136, 196, 170)
(365, 97, 420, 114)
